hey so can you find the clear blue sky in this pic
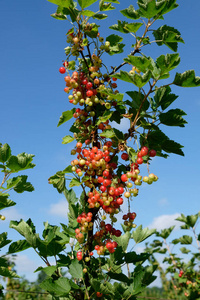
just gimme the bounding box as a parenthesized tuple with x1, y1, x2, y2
(0, 0, 200, 282)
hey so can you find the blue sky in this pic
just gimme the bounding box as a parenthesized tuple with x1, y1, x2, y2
(0, 0, 200, 284)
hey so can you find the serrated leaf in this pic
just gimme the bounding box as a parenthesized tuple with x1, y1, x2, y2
(0, 267, 19, 278)
(0, 194, 16, 210)
(0, 232, 12, 248)
(47, 0, 73, 7)
(113, 232, 131, 251)
(125, 251, 149, 264)
(180, 247, 191, 254)
(109, 20, 130, 34)
(176, 235, 193, 245)
(13, 175, 34, 193)
(51, 5, 79, 22)
(84, 23, 99, 38)
(132, 225, 156, 244)
(111, 70, 152, 87)
(81, 10, 95, 16)
(124, 56, 152, 73)
(69, 178, 81, 187)
(48, 172, 66, 193)
(9, 219, 37, 248)
(62, 135, 75, 144)
(6, 153, 35, 172)
(120, 5, 140, 19)
(138, 0, 166, 18)
(126, 91, 149, 111)
(113, 128, 124, 140)
(40, 277, 71, 297)
(162, 139, 184, 156)
(107, 271, 130, 283)
(36, 265, 58, 276)
(93, 13, 107, 19)
(124, 22, 143, 33)
(97, 111, 113, 125)
(106, 34, 123, 45)
(57, 109, 75, 127)
(99, 1, 115, 11)
(100, 129, 115, 139)
(69, 259, 83, 278)
(173, 70, 200, 87)
(156, 53, 180, 76)
(159, 109, 187, 127)
(157, 226, 175, 239)
(176, 213, 198, 228)
(154, 86, 178, 110)
(78, 0, 98, 9)
(0, 144, 11, 163)
(8, 240, 31, 254)
(153, 25, 184, 52)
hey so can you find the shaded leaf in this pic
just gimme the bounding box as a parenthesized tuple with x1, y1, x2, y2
(0, 194, 16, 211)
(40, 277, 71, 297)
(154, 86, 178, 110)
(8, 240, 31, 254)
(138, 0, 166, 18)
(78, 0, 98, 9)
(0, 144, 11, 163)
(173, 70, 200, 87)
(159, 109, 187, 127)
(153, 25, 184, 52)
(6, 153, 35, 173)
(69, 178, 81, 187)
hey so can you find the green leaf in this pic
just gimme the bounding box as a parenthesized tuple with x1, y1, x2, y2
(120, 5, 140, 19)
(13, 176, 34, 193)
(176, 213, 199, 228)
(6, 153, 35, 172)
(159, 109, 187, 127)
(69, 259, 83, 278)
(51, 5, 79, 22)
(107, 271, 130, 283)
(63, 165, 73, 173)
(132, 225, 156, 244)
(109, 21, 130, 34)
(138, 0, 166, 18)
(160, 0, 179, 16)
(106, 34, 123, 45)
(0, 267, 19, 279)
(69, 178, 81, 187)
(40, 277, 71, 297)
(124, 22, 143, 33)
(62, 135, 75, 144)
(126, 91, 149, 111)
(180, 247, 191, 254)
(173, 70, 200, 87)
(83, 23, 99, 38)
(0, 194, 16, 210)
(113, 232, 131, 252)
(35, 266, 58, 277)
(172, 235, 193, 245)
(156, 53, 180, 76)
(8, 240, 31, 254)
(99, 1, 115, 11)
(154, 86, 178, 110)
(153, 25, 184, 52)
(78, 0, 98, 9)
(100, 129, 115, 139)
(81, 10, 95, 16)
(97, 111, 113, 125)
(113, 128, 124, 140)
(124, 251, 149, 264)
(57, 108, 75, 127)
(9, 219, 37, 248)
(48, 172, 66, 193)
(0, 144, 11, 163)
(162, 139, 184, 156)
(156, 226, 175, 239)
(111, 70, 151, 87)
(0, 232, 12, 248)
(92, 13, 107, 19)
(124, 56, 152, 73)
(47, 0, 73, 7)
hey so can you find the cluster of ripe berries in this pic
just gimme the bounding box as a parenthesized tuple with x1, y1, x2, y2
(59, 59, 158, 259)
